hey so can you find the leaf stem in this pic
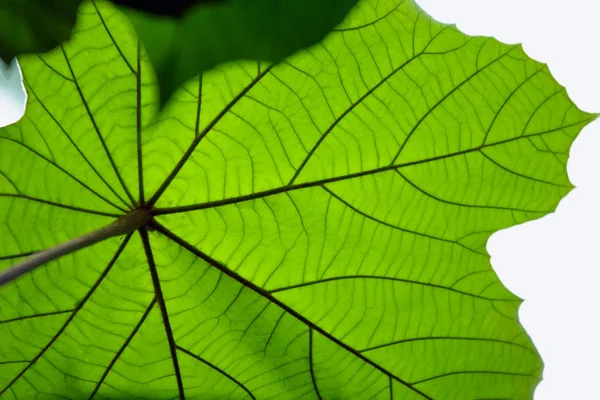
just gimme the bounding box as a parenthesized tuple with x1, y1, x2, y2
(0, 209, 150, 286)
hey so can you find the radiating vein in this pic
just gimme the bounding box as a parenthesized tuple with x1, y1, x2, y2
(481, 68, 544, 145)
(478, 150, 571, 188)
(410, 370, 538, 386)
(176, 345, 257, 400)
(391, 47, 513, 164)
(139, 228, 185, 400)
(0, 137, 128, 213)
(147, 66, 274, 206)
(322, 186, 488, 254)
(152, 221, 432, 400)
(0, 252, 35, 262)
(0, 234, 132, 395)
(332, 1, 404, 32)
(394, 170, 551, 213)
(267, 275, 517, 302)
(0, 194, 122, 218)
(154, 117, 593, 216)
(89, 297, 157, 399)
(24, 78, 131, 209)
(136, 39, 144, 206)
(194, 74, 203, 138)
(309, 329, 323, 400)
(35, 55, 74, 82)
(92, 1, 136, 75)
(359, 336, 537, 355)
(0, 309, 73, 326)
(288, 50, 424, 185)
(61, 45, 137, 207)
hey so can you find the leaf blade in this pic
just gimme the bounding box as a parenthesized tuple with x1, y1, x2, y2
(1, 0, 595, 398)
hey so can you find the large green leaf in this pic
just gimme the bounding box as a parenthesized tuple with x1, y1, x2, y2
(0, 0, 594, 398)
(120, 0, 358, 105)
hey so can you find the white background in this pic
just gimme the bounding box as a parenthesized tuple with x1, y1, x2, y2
(415, 0, 600, 398)
(1, 1, 598, 398)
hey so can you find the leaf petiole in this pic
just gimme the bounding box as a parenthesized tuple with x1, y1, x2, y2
(0, 209, 151, 286)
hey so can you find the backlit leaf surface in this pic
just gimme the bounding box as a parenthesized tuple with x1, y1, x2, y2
(0, 0, 594, 398)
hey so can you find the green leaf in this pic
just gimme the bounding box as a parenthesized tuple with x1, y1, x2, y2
(0, 0, 83, 62)
(0, 0, 595, 398)
(119, 0, 359, 105)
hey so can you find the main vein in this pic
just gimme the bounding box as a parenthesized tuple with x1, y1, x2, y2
(153, 221, 433, 400)
(154, 117, 593, 216)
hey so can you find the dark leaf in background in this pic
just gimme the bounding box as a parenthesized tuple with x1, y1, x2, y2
(121, 0, 359, 106)
(0, 0, 82, 62)
(0, 0, 357, 109)
(111, 0, 226, 17)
